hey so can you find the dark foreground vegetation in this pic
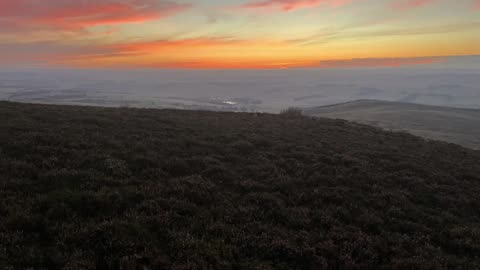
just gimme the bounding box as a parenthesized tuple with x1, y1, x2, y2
(1, 101, 480, 270)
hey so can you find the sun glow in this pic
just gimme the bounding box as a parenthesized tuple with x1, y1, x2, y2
(1, 0, 479, 69)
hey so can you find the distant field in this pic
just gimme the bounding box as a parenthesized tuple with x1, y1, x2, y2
(305, 100, 480, 149)
(2, 69, 480, 112)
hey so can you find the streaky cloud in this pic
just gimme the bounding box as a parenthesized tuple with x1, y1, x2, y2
(315, 56, 446, 68)
(239, 0, 355, 12)
(392, 0, 437, 10)
(0, 0, 191, 31)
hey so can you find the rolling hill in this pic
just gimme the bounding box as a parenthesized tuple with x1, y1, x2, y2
(1, 101, 480, 269)
(304, 100, 480, 149)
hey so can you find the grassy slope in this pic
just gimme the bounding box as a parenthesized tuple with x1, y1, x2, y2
(1, 101, 480, 269)
(304, 100, 480, 150)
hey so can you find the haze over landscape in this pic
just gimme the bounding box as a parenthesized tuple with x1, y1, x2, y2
(305, 99, 480, 149)
(2, 62, 480, 112)
(2, 0, 479, 113)
(1, 0, 480, 136)
(1, 0, 480, 269)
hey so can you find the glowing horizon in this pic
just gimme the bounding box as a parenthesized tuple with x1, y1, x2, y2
(1, 0, 479, 69)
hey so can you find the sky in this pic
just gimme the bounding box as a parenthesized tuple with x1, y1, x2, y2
(1, 0, 479, 69)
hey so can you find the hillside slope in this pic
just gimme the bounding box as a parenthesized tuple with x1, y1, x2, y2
(304, 100, 480, 149)
(1, 101, 480, 269)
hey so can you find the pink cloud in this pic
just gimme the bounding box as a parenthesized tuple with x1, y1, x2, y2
(239, 0, 480, 13)
(0, 0, 191, 31)
(391, 0, 480, 12)
(240, 0, 355, 12)
(474, 0, 480, 10)
(392, 0, 436, 10)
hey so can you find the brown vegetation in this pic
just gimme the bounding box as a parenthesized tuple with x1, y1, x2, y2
(1, 101, 479, 269)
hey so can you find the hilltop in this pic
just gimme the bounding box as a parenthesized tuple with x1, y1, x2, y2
(304, 100, 480, 149)
(1, 101, 480, 269)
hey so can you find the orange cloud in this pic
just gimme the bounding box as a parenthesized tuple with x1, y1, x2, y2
(141, 56, 445, 69)
(46, 37, 447, 69)
(0, 0, 191, 31)
(315, 56, 445, 68)
(56, 38, 301, 68)
(240, 0, 354, 12)
(109, 38, 244, 52)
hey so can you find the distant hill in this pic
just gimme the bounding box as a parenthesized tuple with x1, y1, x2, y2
(1, 101, 480, 269)
(304, 100, 480, 149)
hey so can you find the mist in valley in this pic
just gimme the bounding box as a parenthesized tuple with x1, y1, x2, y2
(2, 58, 480, 112)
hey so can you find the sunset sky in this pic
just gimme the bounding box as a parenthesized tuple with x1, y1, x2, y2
(1, 0, 479, 69)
